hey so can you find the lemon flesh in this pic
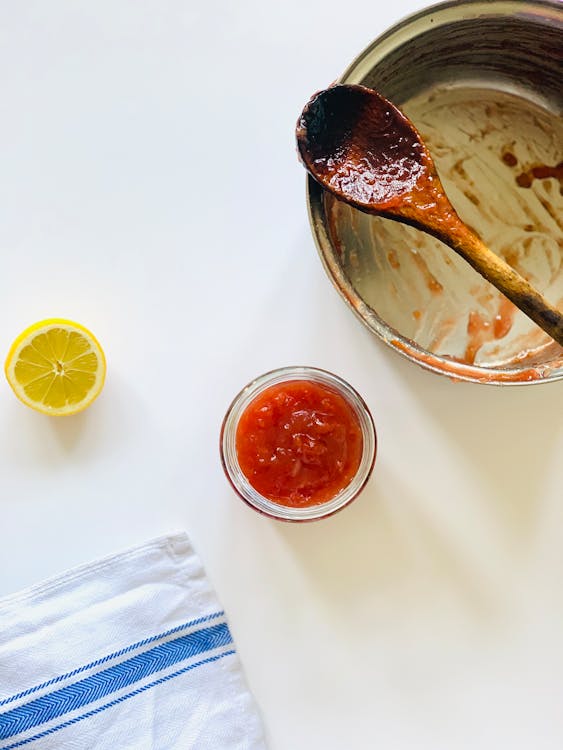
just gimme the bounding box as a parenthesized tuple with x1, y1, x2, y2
(5, 319, 106, 416)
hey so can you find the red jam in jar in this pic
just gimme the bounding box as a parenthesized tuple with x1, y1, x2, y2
(235, 380, 363, 507)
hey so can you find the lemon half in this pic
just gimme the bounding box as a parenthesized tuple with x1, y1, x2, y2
(5, 319, 106, 416)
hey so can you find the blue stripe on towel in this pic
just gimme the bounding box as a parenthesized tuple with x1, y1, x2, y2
(0, 622, 232, 742)
(1, 650, 236, 750)
(0, 610, 224, 707)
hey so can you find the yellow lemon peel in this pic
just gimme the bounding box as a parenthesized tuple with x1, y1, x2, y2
(5, 319, 106, 416)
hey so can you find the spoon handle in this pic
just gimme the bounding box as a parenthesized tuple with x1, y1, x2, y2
(419, 211, 563, 347)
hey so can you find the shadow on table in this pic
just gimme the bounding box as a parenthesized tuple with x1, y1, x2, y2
(274, 330, 561, 631)
(276, 463, 502, 628)
(0, 371, 148, 468)
(377, 336, 561, 543)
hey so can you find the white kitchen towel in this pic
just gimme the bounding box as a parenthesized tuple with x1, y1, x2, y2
(0, 533, 267, 750)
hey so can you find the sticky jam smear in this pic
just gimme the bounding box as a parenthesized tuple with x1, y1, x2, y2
(464, 296, 517, 364)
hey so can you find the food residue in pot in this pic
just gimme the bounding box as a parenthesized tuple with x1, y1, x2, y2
(326, 86, 563, 373)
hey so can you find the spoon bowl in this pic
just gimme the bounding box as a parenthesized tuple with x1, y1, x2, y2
(297, 85, 428, 212)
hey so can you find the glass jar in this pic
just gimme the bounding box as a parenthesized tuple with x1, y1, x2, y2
(220, 366, 377, 522)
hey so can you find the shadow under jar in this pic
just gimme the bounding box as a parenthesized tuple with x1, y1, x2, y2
(307, 0, 563, 385)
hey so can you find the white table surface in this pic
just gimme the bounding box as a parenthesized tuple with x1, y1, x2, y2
(1, 2, 563, 748)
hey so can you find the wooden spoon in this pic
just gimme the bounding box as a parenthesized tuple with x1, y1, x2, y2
(296, 84, 563, 347)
